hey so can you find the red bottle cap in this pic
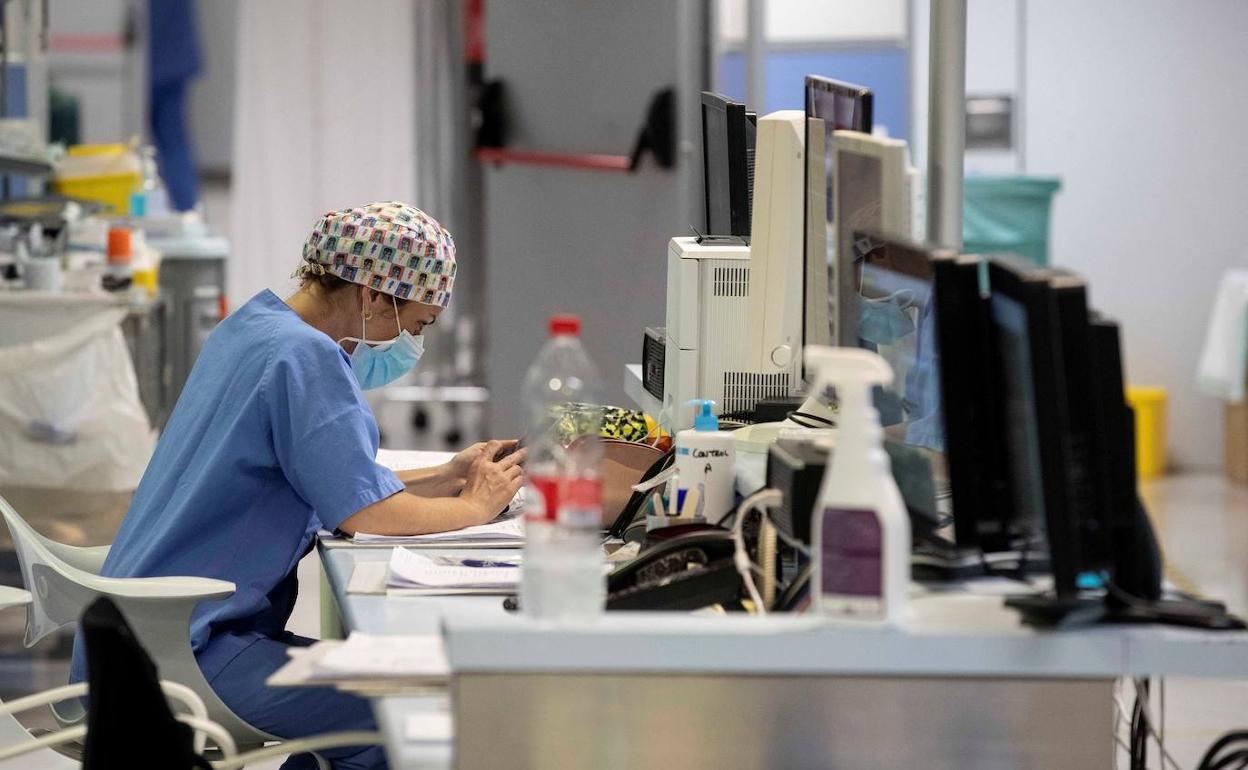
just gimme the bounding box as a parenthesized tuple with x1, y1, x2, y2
(549, 314, 580, 336)
(107, 228, 132, 265)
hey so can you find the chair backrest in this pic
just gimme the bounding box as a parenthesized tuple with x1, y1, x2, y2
(0, 495, 274, 748)
(0, 496, 94, 647)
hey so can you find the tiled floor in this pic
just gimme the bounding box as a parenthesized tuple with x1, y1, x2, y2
(1, 473, 1245, 767)
(1127, 474, 1248, 769)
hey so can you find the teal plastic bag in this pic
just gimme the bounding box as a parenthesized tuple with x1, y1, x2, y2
(963, 176, 1061, 266)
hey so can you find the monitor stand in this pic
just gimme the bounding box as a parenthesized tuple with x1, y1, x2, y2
(1005, 592, 1246, 631)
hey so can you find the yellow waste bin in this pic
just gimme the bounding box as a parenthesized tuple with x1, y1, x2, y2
(1127, 386, 1167, 481)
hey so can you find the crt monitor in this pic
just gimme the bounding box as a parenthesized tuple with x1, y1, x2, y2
(803, 76, 873, 349)
(701, 92, 757, 238)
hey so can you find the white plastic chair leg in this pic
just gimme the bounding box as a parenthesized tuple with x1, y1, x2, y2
(210, 731, 384, 770)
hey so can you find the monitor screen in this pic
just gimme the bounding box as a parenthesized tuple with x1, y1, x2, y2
(803, 77, 873, 349)
(849, 236, 946, 528)
(989, 291, 1048, 540)
(806, 76, 874, 136)
(838, 149, 884, 347)
(701, 92, 753, 237)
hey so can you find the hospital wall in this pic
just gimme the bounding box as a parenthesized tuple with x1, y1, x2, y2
(916, 0, 1248, 470)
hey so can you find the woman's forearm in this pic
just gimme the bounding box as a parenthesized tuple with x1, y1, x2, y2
(338, 491, 485, 537)
(396, 464, 458, 497)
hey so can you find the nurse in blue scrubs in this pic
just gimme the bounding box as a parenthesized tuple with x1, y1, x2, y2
(71, 202, 522, 769)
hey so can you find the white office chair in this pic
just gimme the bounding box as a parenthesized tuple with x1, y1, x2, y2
(0, 585, 73, 768)
(1, 498, 383, 768)
(1, 679, 220, 766)
(0, 496, 275, 752)
(0, 587, 217, 767)
(2, 681, 377, 769)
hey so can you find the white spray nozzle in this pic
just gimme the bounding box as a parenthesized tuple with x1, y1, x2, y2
(802, 346, 893, 430)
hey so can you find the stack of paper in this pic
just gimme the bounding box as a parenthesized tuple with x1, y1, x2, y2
(352, 515, 524, 547)
(386, 547, 520, 596)
(310, 631, 449, 681)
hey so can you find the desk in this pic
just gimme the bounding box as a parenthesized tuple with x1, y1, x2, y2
(319, 538, 1248, 769)
(319, 543, 510, 770)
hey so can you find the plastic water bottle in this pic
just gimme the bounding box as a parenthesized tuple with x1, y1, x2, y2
(521, 315, 605, 621)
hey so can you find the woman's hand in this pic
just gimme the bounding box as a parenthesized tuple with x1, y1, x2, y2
(459, 440, 526, 524)
(440, 439, 520, 496)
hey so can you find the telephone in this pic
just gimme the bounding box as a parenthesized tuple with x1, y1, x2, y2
(606, 526, 743, 611)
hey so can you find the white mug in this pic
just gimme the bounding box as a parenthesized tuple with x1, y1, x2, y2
(24, 258, 63, 292)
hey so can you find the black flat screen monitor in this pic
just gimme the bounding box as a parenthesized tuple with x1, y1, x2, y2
(986, 256, 1073, 576)
(803, 76, 873, 351)
(1088, 315, 1135, 573)
(843, 234, 947, 540)
(701, 92, 756, 238)
(1088, 314, 1162, 601)
(1047, 269, 1115, 593)
(931, 251, 1005, 549)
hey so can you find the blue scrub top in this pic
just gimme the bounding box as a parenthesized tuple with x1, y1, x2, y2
(71, 290, 404, 682)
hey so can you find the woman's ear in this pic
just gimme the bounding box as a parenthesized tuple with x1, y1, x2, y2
(359, 287, 385, 315)
(368, 289, 396, 317)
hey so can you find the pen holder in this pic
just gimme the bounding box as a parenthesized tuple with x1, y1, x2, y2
(644, 479, 705, 532)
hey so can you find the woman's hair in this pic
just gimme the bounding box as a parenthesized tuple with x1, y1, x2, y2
(297, 261, 410, 306)
(298, 267, 353, 294)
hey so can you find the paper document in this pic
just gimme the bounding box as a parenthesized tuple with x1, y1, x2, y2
(389, 548, 520, 592)
(376, 449, 455, 472)
(353, 514, 525, 546)
(313, 632, 449, 679)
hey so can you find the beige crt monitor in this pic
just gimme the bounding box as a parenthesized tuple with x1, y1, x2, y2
(742, 111, 806, 377)
(661, 111, 807, 430)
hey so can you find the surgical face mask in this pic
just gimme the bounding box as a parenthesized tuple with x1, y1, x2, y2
(338, 295, 425, 390)
(859, 289, 916, 346)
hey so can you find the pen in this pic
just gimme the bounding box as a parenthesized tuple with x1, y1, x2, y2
(461, 559, 520, 568)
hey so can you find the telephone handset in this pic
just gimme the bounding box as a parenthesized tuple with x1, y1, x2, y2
(606, 526, 743, 611)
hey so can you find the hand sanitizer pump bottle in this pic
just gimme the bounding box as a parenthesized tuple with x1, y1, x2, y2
(805, 346, 910, 626)
(673, 400, 736, 524)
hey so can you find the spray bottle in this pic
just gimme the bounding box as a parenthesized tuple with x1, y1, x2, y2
(805, 346, 910, 625)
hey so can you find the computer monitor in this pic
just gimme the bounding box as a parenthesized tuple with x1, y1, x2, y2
(931, 251, 1005, 549)
(803, 77, 873, 350)
(805, 76, 873, 137)
(1087, 315, 1162, 602)
(1048, 269, 1115, 592)
(844, 233, 946, 536)
(986, 256, 1074, 581)
(701, 92, 757, 238)
(846, 234, 1000, 549)
(831, 131, 911, 347)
